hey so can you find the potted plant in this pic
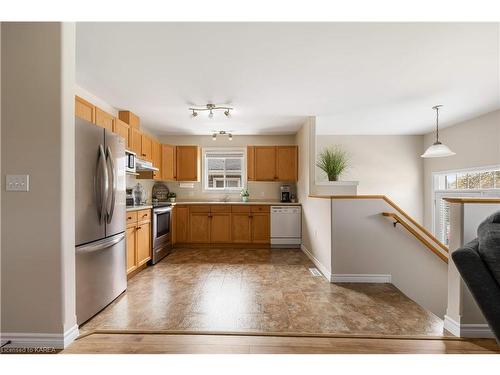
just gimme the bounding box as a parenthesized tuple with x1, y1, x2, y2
(240, 188, 250, 202)
(167, 192, 176, 203)
(316, 146, 349, 181)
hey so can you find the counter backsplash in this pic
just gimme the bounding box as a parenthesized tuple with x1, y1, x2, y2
(126, 175, 296, 202)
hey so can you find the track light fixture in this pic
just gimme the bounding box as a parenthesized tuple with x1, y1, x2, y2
(189, 103, 233, 119)
(211, 130, 233, 141)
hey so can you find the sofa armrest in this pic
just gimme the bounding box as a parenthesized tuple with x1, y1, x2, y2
(451, 240, 500, 341)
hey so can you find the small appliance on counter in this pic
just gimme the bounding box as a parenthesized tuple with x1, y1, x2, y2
(133, 183, 147, 205)
(280, 184, 291, 203)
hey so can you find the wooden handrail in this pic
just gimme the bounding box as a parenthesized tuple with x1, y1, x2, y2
(382, 212, 448, 263)
(443, 198, 500, 204)
(309, 194, 449, 253)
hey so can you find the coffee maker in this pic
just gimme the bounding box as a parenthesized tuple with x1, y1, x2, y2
(280, 185, 291, 203)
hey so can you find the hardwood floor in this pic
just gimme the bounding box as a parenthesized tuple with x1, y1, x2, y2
(64, 332, 500, 354)
(80, 248, 444, 336)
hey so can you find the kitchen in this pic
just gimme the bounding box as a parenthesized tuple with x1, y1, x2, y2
(74, 95, 302, 327)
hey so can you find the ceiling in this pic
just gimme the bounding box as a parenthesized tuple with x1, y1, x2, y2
(76, 23, 499, 136)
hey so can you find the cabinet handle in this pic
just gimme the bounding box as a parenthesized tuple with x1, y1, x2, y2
(137, 226, 142, 230)
(142, 153, 146, 157)
(127, 216, 132, 220)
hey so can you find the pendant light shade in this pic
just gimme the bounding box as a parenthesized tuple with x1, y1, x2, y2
(421, 105, 455, 158)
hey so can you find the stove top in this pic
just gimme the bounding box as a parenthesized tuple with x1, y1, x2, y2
(152, 202, 172, 208)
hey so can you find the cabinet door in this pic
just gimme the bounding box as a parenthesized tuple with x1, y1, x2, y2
(136, 221, 151, 266)
(174, 206, 189, 243)
(113, 117, 129, 144)
(75, 96, 95, 123)
(118, 110, 140, 129)
(151, 140, 162, 179)
(129, 127, 142, 155)
(189, 213, 210, 242)
(231, 213, 252, 243)
(161, 144, 176, 180)
(176, 146, 199, 181)
(95, 107, 114, 131)
(247, 146, 255, 181)
(251, 213, 270, 244)
(276, 146, 298, 181)
(254, 146, 277, 181)
(126, 225, 137, 274)
(141, 134, 152, 161)
(210, 213, 231, 243)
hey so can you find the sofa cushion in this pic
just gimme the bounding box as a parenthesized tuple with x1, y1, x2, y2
(477, 212, 500, 285)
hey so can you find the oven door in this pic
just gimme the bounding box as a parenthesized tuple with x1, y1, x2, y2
(153, 207, 172, 249)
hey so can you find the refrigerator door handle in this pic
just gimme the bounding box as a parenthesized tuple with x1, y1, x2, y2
(76, 233, 125, 254)
(105, 146, 116, 224)
(96, 144, 109, 224)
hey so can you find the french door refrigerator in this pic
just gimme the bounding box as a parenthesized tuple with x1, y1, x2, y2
(75, 117, 126, 325)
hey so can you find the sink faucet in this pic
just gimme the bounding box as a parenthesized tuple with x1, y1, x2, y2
(220, 195, 230, 202)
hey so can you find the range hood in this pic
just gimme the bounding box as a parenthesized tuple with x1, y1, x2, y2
(135, 158, 159, 172)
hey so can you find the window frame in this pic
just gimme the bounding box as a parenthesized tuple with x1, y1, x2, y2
(202, 147, 247, 193)
(431, 165, 500, 244)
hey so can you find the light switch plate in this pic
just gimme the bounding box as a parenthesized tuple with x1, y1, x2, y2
(6, 174, 30, 192)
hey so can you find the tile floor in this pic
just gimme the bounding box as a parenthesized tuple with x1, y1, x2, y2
(80, 248, 444, 336)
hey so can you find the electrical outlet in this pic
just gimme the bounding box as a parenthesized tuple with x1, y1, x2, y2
(6, 174, 30, 192)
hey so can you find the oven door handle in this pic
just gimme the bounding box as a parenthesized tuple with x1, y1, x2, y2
(154, 207, 172, 214)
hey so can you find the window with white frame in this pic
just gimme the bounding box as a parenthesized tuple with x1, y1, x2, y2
(433, 166, 500, 246)
(203, 149, 245, 192)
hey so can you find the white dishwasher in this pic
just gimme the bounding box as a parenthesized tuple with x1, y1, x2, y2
(270, 206, 302, 247)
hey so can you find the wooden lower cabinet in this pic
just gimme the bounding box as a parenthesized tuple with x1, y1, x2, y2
(211, 213, 232, 243)
(126, 225, 137, 274)
(251, 212, 270, 243)
(189, 212, 211, 243)
(136, 220, 151, 266)
(231, 213, 251, 243)
(125, 209, 152, 277)
(173, 204, 270, 245)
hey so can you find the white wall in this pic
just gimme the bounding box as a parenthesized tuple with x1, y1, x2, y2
(295, 119, 333, 278)
(1, 23, 77, 347)
(331, 198, 448, 317)
(423, 110, 500, 230)
(316, 134, 424, 221)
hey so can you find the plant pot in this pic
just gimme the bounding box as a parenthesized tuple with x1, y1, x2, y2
(328, 176, 339, 182)
(169, 197, 176, 203)
(241, 196, 249, 202)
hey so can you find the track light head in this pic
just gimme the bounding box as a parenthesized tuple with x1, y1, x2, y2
(208, 110, 214, 119)
(191, 110, 198, 117)
(224, 109, 230, 117)
(228, 133, 233, 141)
(212, 133, 217, 141)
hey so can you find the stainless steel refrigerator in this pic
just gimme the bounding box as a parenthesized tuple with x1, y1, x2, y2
(75, 117, 127, 325)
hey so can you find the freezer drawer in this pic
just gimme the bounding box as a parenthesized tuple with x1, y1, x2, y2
(75, 232, 126, 325)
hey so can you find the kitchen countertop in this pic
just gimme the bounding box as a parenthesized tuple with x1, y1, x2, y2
(171, 201, 300, 206)
(126, 205, 153, 212)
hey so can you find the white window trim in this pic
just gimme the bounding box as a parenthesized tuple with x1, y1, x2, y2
(202, 147, 247, 193)
(431, 165, 500, 239)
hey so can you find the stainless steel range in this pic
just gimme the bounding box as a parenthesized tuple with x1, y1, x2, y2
(151, 202, 173, 264)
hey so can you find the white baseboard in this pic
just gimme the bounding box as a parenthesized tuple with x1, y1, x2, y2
(444, 315, 494, 338)
(1, 324, 79, 349)
(300, 244, 332, 281)
(331, 274, 392, 283)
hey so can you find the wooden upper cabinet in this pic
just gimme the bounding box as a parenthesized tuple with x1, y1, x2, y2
(248, 145, 298, 182)
(161, 145, 176, 181)
(176, 146, 200, 181)
(113, 117, 129, 144)
(276, 146, 298, 181)
(118, 110, 140, 129)
(140, 134, 153, 161)
(247, 146, 255, 181)
(151, 140, 162, 180)
(254, 146, 277, 181)
(75, 95, 95, 123)
(129, 127, 142, 155)
(95, 107, 114, 131)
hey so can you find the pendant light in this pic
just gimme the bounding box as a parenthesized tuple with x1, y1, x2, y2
(421, 105, 455, 158)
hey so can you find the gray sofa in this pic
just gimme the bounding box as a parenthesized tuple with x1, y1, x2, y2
(451, 211, 500, 343)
